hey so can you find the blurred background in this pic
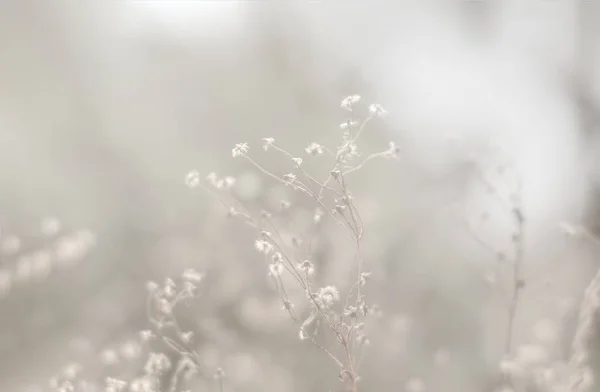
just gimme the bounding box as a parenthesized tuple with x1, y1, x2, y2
(2, 1, 600, 391)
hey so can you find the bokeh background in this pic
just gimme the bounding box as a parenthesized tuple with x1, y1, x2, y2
(2, 1, 600, 391)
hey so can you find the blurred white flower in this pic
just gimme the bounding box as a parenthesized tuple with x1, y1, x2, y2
(255, 239, 273, 254)
(139, 329, 155, 342)
(282, 173, 296, 185)
(185, 170, 201, 188)
(262, 137, 275, 151)
(317, 285, 340, 307)
(298, 260, 315, 275)
(305, 142, 324, 156)
(369, 103, 388, 117)
(144, 352, 172, 375)
(268, 262, 284, 277)
(340, 120, 358, 130)
(182, 268, 203, 283)
(232, 142, 249, 158)
(341, 94, 361, 111)
(384, 141, 401, 159)
(105, 377, 127, 392)
(291, 157, 303, 168)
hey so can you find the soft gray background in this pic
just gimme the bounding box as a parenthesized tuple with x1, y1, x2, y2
(1, 1, 600, 391)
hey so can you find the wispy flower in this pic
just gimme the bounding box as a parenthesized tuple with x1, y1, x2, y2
(368, 103, 388, 117)
(283, 173, 296, 186)
(262, 138, 275, 151)
(232, 143, 249, 158)
(341, 94, 361, 111)
(340, 120, 358, 130)
(291, 157, 303, 168)
(305, 142, 324, 156)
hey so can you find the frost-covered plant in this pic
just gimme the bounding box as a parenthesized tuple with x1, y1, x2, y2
(185, 94, 395, 392)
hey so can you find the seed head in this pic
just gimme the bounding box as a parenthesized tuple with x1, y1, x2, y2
(341, 94, 361, 111)
(232, 143, 249, 158)
(262, 138, 275, 151)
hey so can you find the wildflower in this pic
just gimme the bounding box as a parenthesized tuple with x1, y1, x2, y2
(206, 172, 218, 186)
(55, 381, 74, 392)
(268, 262, 284, 277)
(344, 306, 358, 318)
(129, 377, 155, 392)
(282, 173, 296, 185)
(105, 377, 127, 392)
(341, 94, 361, 111)
(255, 239, 273, 254)
(359, 271, 371, 286)
(368, 103, 388, 117)
(340, 120, 358, 130)
(185, 171, 201, 188)
(182, 268, 203, 283)
(232, 143, 249, 158)
(298, 260, 315, 275)
(280, 200, 291, 210)
(272, 252, 283, 263)
(384, 141, 401, 159)
(291, 157, 303, 168)
(144, 352, 172, 375)
(183, 279, 198, 296)
(356, 333, 370, 346)
(305, 142, 324, 156)
(317, 286, 340, 307)
(262, 138, 275, 151)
